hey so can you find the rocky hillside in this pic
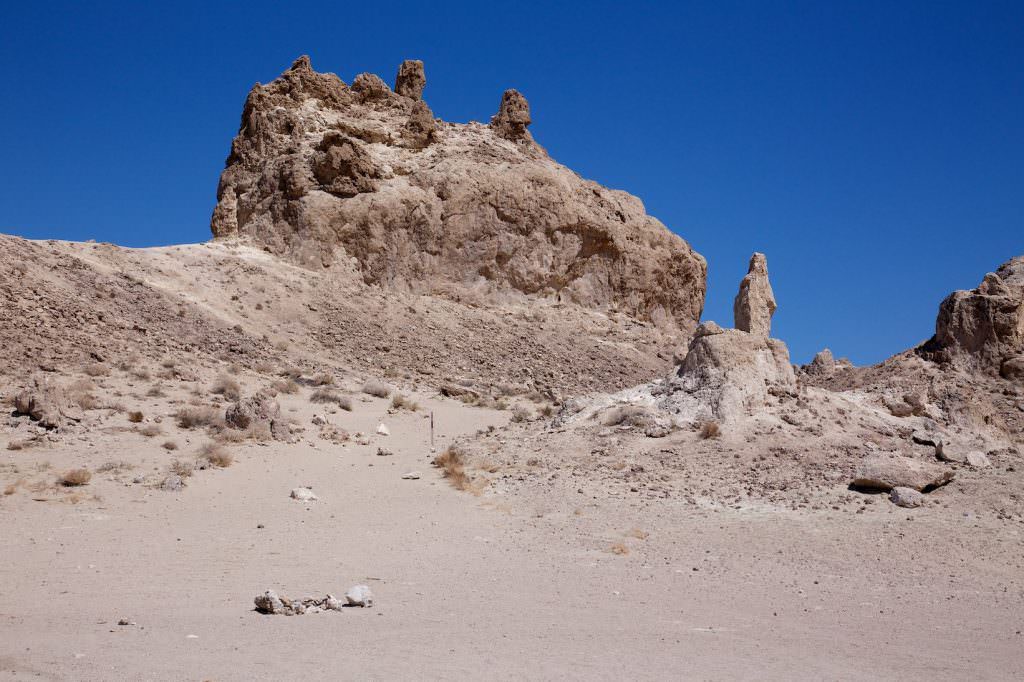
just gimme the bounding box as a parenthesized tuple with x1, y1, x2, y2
(210, 56, 707, 333)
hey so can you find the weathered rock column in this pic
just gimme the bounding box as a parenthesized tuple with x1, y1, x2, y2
(733, 252, 777, 336)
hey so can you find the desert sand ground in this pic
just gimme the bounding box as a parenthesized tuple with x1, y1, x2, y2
(1, 239, 1022, 680)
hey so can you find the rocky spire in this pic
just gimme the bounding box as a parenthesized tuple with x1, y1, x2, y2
(733, 252, 777, 336)
(490, 89, 531, 141)
(395, 60, 426, 100)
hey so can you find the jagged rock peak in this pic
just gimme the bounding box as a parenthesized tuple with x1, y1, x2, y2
(289, 55, 314, 72)
(395, 59, 426, 100)
(209, 57, 707, 332)
(490, 89, 531, 141)
(733, 252, 777, 336)
(925, 255, 1024, 375)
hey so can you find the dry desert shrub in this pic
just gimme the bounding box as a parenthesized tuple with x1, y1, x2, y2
(362, 380, 391, 399)
(146, 384, 166, 398)
(131, 367, 152, 381)
(390, 393, 419, 411)
(140, 424, 162, 438)
(511, 406, 530, 423)
(72, 391, 100, 410)
(6, 440, 26, 451)
(698, 420, 721, 440)
(59, 469, 92, 487)
(96, 460, 133, 473)
(538, 404, 556, 418)
(169, 459, 193, 478)
(254, 361, 276, 374)
(175, 406, 221, 429)
(432, 445, 487, 494)
(83, 362, 109, 377)
(608, 542, 630, 555)
(433, 446, 468, 489)
(127, 410, 144, 423)
(310, 372, 334, 386)
(199, 442, 233, 468)
(211, 375, 241, 401)
(272, 378, 300, 395)
(161, 358, 176, 370)
(161, 440, 178, 451)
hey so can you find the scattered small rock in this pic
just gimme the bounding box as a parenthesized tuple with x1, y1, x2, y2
(889, 487, 924, 508)
(345, 585, 374, 607)
(401, 471, 421, 480)
(965, 451, 992, 468)
(376, 447, 393, 456)
(160, 475, 185, 492)
(290, 487, 318, 502)
(377, 424, 390, 436)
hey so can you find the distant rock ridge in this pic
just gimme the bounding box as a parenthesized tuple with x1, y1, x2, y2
(210, 56, 707, 332)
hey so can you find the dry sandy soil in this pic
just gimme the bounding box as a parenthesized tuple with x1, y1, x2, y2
(1, 238, 1023, 680)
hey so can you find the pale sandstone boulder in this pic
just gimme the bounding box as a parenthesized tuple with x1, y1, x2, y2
(889, 487, 925, 508)
(851, 454, 953, 492)
(733, 252, 777, 336)
(210, 57, 706, 333)
(14, 374, 82, 429)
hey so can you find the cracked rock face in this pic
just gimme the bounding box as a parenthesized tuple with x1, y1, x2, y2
(926, 255, 1024, 370)
(210, 56, 707, 332)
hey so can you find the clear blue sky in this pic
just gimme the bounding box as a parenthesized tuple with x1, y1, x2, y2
(1, 1, 1021, 365)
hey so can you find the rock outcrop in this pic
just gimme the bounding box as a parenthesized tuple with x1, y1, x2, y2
(733, 252, 776, 336)
(210, 56, 706, 332)
(14, 375, 82, 429)
(394, 59, 425, 100)
(655, 255, 795, 423)
(923, 255, 1024, 374)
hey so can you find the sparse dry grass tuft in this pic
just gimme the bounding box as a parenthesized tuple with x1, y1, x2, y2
(698, 420, 721, 440)
(141, 424, 162, 438)
(310, 372, 334, 386)
(211, 375, 241, 401)
(362, 380, 391, 399)
(161, 440, 178, 451)
(72, 391, 100, 410)
(390, 393, 419, 412)
(169, 459, 193, 478)
(625, 528, 649, 540)
(272, 379, 300, 395)
(199, 442, 233, 468)
(175, 406, 221, 430)
(59, 469, 92, 487)
(96, 460, 133, 473)
(608, 542, 630, 556)
(432, 445, 486, 494)
(83, 363, 109, 377)
(127, 410, 144, 423)
(6, 440, 26, 451)
(146, 384, 166, 398)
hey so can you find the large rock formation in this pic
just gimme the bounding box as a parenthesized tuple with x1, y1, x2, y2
(923, 255, 1024, 377)
(210, 56, 706, 332)
(656, 254, 795, 423)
